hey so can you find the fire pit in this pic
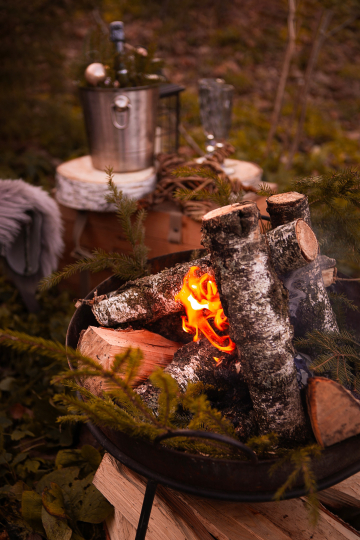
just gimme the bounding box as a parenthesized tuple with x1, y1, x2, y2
(66, 249, 360, 502)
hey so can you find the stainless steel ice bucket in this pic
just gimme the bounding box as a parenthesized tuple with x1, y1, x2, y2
(80, 85, 159, 172)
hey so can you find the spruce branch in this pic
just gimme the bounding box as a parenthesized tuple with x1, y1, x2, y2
(270, 444, 322, 524)
(295, 329, 360, 391)
(257, 183, 278, 198)
(173, 166, 243, 208)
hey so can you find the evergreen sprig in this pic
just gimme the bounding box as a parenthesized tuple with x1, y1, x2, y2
(295, 329, 360, 391)
(270, 444, 322, 524)
(0, 329, 242, 457)
(173, 166, 243, 207)
(257, 182, 278, 198)
(294, 169, 360, 264)
(40, 168, 149, 291)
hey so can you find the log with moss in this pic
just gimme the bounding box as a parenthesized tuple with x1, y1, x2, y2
(201, 201, 308, 440)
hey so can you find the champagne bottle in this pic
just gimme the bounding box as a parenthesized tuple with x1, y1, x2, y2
(109, 21, 129, 87)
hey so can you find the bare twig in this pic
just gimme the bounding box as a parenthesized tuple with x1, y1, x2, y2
(286, 9, 333, 169)
(179, 124, 206, 156)
(266, 0, 297, 156)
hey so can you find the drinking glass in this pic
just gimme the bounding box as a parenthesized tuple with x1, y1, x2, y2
(198, 78, 234, 156)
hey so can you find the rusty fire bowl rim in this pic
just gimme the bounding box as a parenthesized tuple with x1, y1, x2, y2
(66, 250, 360, 502)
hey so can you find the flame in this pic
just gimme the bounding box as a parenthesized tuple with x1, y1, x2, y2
(174, 266, 236, 357)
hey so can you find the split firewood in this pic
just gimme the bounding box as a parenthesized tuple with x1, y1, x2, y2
(307, 377, 360, 447)
(91, 256, 212, 327)
(201, 201, 308, 440)
(77, 326, 181, 395)
(266, 191, 339, 338)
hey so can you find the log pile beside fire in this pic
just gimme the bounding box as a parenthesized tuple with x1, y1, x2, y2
(77, 191, 359, 448)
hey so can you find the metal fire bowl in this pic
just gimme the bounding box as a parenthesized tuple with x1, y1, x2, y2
(66, 250, 360, 502)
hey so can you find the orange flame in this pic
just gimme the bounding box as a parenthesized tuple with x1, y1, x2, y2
(174, 266, 236, 356)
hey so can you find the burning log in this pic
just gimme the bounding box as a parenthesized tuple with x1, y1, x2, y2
(77, 326, 181, 395)
(201, 201, 308, 440)
(266, 192, 339, 338)
(91, 257, 212, 327)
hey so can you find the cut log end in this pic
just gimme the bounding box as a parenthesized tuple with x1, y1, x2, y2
(267, 192, 306, 206)
(202, 201, 256, 221)
(295, 219, 318, 262)
(266, 191, 312, 228)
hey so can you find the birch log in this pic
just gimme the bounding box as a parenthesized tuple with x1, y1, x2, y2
(201, 201, 308, 440)
(266, 192, 339, 338)
(91, 257, 212, 327)
(266, 218, 318, 275)
(266, 192, 312, 228)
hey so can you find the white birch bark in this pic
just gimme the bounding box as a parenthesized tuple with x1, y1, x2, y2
(201, 202, 308, 440)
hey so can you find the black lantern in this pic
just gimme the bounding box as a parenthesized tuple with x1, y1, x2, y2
(156, 83, 185, 154)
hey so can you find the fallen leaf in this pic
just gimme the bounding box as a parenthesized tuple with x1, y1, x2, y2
(41, 507, 72, 540)
(42, 483, 67, 519)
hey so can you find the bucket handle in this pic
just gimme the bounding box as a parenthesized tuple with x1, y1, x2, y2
(111, 94, 131, 130)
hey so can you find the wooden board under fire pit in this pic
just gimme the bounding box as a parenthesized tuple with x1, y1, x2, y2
(94, 453, 360, 540)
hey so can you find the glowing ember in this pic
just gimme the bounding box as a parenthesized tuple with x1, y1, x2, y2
(174, 266, 236, 359)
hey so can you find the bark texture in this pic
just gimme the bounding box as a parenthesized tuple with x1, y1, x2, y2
(201, 202, 307, 440)
(266, 193, 338, 338)
(91, 256, 212, 327)
(267, 192, 312, 228)
(135, 339, 255, 440)
(266, 219, 318, 275)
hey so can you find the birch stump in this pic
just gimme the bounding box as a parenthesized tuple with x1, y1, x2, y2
(201, 201, 308, 440)
(266, 192, 339, 338)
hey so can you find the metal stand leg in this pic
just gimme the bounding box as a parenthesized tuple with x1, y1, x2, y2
(135, 480, 158, 540)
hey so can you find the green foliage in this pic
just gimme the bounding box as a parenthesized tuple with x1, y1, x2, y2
(295, 329, 360, 391)
(270, 444, 322, 524)
(329, 291, 359, 329)
(40, 169, 150, 290)
(173, 166, 243, 207)
(294, 169, 360, 266)
(246, 433, 279, 459)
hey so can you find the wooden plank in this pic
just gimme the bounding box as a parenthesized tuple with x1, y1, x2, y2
(94, 453, 360, 540)
(93, 453, 201, 540)
(106, 510, 136, 540)
(250, 498, 360, 540)
(176, 494, 293, 540)
(331, 472, 360, 501)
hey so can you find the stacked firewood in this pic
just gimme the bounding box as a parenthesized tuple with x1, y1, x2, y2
(77, 191, 353, 445)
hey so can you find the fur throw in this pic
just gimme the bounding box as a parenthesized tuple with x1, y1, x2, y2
(0, 179, 64, 277)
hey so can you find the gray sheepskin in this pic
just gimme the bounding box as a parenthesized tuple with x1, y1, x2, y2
(0, 179, 64, 277)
